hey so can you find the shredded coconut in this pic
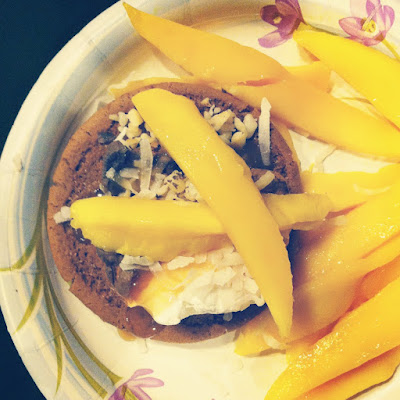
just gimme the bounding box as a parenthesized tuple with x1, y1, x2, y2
(231, 130, 247, 149)
(258, 97, 272, 166)
(139, 134, 153, 192)
(53, 206, 71, 224)
(254, 170, 275, 190)
(209, 109, 235, 132)
(167, 256, 195, 270)
(243, 114, 258, 138)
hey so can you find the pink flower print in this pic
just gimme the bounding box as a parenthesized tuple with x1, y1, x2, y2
(339, 0, 395, 46)
(258, 0, 304, 48)
(109, 369, 164, 400)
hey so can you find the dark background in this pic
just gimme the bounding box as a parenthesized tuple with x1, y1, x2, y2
(0, 1, 117, 398)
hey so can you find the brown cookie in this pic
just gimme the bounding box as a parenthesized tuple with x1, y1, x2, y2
(47, 83, 301, 343)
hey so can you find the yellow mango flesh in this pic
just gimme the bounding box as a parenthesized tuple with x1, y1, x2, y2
(286, 61, 331, 92)
(109, 61, 330, 99)
(285, 324, 333, 364)
(294, 180, 400, 285)
(132, 88, 293, 337)
(265, 276, 400, 400)
(298, 346, 400, 400)
(70, 197, 229, 261)
(71, 194, 332, 264)
(225, 80, 400, 160)
(294, 29, 400, 129)
(235, 265, 358, 355)
(109, 76, 205, 98)
(236, 185, 400, 355)
(262, 193, 332, 231)
(301, 164, 400, 212)
(123, 4, 289, 85)
(354, 254, 400, 308)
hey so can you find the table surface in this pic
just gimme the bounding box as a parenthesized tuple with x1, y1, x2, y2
(0, 1, 117, 398)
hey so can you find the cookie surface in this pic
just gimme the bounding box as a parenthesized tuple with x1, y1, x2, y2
(47, 82, 301, 343)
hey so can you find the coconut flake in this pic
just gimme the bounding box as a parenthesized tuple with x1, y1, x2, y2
(254, 170, 275, 190)
(105, 167, 116, 180)
(53, 206, 71, 224)
(120, 255, 155, 271)
(149, 262, 163, 273)
(209, 109, 235, 132)
(119, 167, 140, 180)
(258, 97, 272, 166)
(167, 256, 195, 270)
(136, 189, 156, 199)
(127, 108, 143, 127)
(230, 131, 247, 149)
(243, 114, 258, 138)
(115, 126, 128, 144)
(139, 134, 153, 192)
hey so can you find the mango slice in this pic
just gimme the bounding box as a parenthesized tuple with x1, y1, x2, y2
(298, 346, 400, 400)
(235, 264, 358, 355)
(109, 76, 205, 98)
(110, 61, 331, 99)
(124, 4, 289, 85)
(286, 61, 331, 92)
(299, 257, 400, 400)
(70, 197, 229, 261)
(301, 164, 400, 212)
(294, 180, 400, 285)
(225, 80, 400, 160)
(132, 88, 293, 337)
(71, 194, 332, 263)
(265, 276, 400, 400)
(262, 193, 332, 231)
(236, 184, 400, 354)
(294, 29, 400, 129)
(354, 254, 400, 308)
(285, 324, 333, 364)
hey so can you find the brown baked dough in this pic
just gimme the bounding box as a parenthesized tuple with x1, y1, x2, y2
(47, 83, 301, 343)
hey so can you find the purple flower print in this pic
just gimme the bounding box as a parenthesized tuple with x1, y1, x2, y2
(339, 0, 395, 46)
(109, 369, 164, 400)
(258, 0, 304, 48)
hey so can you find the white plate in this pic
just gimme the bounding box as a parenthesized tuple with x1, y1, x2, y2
(1, 0, 400, 399)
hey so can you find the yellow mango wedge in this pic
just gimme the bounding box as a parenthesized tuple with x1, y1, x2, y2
(286, 61, 331, 92)
(294, 180, 400, 285)
(70, 197, 229, 261)
(132, 88, 293, 337)
(353, 254, 400, 308)
(263, 193, 332, 231)
(236, 186, 400, 355)
(109, 76, 205, 98)
(298, 346, 400, 400)
(235, 264, 358, 355)
(293, 29, 400, 129)
(71, 194, 332, 263)
(302, 164, 400, 212)
(265, 276, 400, 400)
(124, 3, 289, 85)
(110, 61, 331, 99)
(226, 80, 400, 160)
(285, 324, 333, 364)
